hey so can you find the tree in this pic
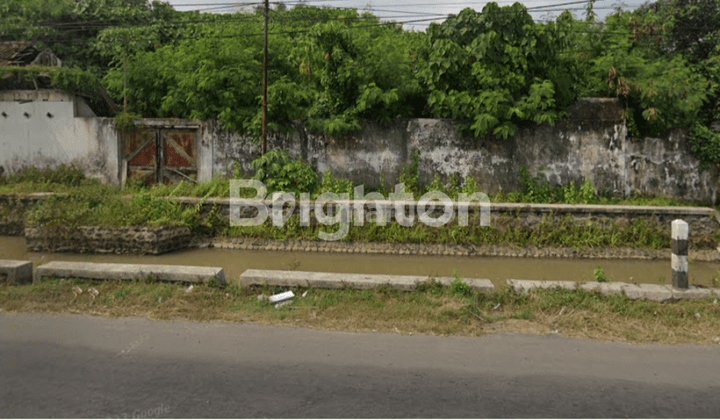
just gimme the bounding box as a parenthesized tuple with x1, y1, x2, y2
(0, 0, 184, 73)
(417, 3, 573, 139)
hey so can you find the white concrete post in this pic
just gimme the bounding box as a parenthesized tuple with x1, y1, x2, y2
(671, 219, 689, 289)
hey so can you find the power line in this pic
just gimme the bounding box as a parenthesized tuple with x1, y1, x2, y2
(15, 0, 624, 31)
(12, 0, 712, 41)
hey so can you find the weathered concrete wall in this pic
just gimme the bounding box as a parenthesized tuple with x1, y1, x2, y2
(625, 129, 717, 203)
(0, 90, 120, 185)
(2, 94, 715, 203)
(208, 98, 717, 204)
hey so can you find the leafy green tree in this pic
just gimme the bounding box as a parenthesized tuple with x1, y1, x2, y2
(306, 18, 424, 135)
(562, 5, 710, 137)
(0, 0, 183, 72)
(103, 18, 264, 130)
(418, 3, 574, 139)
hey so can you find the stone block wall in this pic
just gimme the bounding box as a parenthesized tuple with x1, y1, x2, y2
(0, 193, 46, 236)
(24, 226, 192, 254)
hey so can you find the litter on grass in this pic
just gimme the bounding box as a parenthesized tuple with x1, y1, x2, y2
(269, 291, 294, 304)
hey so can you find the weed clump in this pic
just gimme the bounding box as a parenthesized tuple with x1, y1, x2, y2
(450, 270, 472, 296)
(594, 265, 608, 282)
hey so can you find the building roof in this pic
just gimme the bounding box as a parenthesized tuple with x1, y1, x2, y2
(0, 41, 62, 67)
(0, 41, 117, 116)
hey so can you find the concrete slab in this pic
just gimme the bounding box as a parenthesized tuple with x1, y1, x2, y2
(627, 284, 673, 302)
(670, 287, 714, 300)
(510, 280, 681, 302)
(507, 280, 576, 292)
(34, 261, 226, 285)
(581, 282, 635, 296)
(239, 270, 494, 292)
(0, 260, 33, 284)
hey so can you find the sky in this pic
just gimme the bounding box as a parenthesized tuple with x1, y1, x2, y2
(164, 0, 655, 31)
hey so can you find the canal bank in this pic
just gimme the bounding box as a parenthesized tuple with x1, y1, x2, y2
(3, 192, 720, 259)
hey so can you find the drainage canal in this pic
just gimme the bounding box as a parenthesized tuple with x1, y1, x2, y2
(2, 236, 719, 289)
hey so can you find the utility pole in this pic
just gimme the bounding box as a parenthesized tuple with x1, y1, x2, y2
(261, 0, 269, 155)
(123, 53, 128, 114)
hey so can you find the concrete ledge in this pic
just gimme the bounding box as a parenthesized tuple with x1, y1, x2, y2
(34, 261, 226, 285)
(506, 280, 578, 292)
(0, 260, 33, 284)
(239, 269, 494, 292)
(508, 279, 719, 302)
(671, 287, 715, 300)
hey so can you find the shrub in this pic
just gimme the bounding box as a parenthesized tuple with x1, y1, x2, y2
(250, 150, 318, 196)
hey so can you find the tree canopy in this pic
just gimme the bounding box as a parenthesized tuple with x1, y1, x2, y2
(2, 0, 719, 161)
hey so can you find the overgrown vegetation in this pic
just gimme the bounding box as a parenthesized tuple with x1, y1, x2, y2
(223, 212, 677, 250)
(2, 277, 719, 345)
(250, 150, 319, 196)
(0, 164, 88, 187)
(113, 112, 141, 131)
(3, 0, 718, 163)
(23, 186, 199, 228)
(0, 66, 99, 96)
(3, 162, 715, 250)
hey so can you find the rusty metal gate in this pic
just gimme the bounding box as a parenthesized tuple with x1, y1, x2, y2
(122, 127, 198, 186)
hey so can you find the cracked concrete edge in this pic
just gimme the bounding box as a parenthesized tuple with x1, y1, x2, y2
(239, 269, 495, 292)
(507, 279, 720, 302)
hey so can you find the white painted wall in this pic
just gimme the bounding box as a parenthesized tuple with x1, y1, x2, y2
(0, 90, 120, 185)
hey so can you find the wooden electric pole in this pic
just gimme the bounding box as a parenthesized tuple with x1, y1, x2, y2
(123, 53, 128, 114)
(261, 0, 269, 155)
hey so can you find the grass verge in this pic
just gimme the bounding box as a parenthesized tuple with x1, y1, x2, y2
(1, 277, 719, 345)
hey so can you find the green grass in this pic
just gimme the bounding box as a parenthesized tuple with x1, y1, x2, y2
(2, 277, 719, 344)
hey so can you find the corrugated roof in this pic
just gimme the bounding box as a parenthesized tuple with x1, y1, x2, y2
(0, 41, 62, 67)
(0, 41, 39, 67)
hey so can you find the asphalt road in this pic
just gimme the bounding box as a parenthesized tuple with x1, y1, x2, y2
(1, 312, 719, 418)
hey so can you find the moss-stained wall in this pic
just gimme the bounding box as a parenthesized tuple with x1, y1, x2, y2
(207, 98, 717, 204)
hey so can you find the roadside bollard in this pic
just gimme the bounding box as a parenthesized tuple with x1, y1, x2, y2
(671, 219, 689, 289)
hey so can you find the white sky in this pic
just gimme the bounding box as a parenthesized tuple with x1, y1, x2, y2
(165, 0, 654, 31)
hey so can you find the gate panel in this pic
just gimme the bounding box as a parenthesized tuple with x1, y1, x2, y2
(160, 129, 197, 184)
(121, 126, 199, 186)
(122, 129, 157, 186)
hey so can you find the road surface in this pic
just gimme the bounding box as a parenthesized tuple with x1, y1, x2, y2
(1, 312, 719, 418)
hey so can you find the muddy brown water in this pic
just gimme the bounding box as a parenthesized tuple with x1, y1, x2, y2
(1, 236, 719, 289)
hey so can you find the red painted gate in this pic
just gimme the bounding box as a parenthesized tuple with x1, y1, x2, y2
(122, 128, 198, 186)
